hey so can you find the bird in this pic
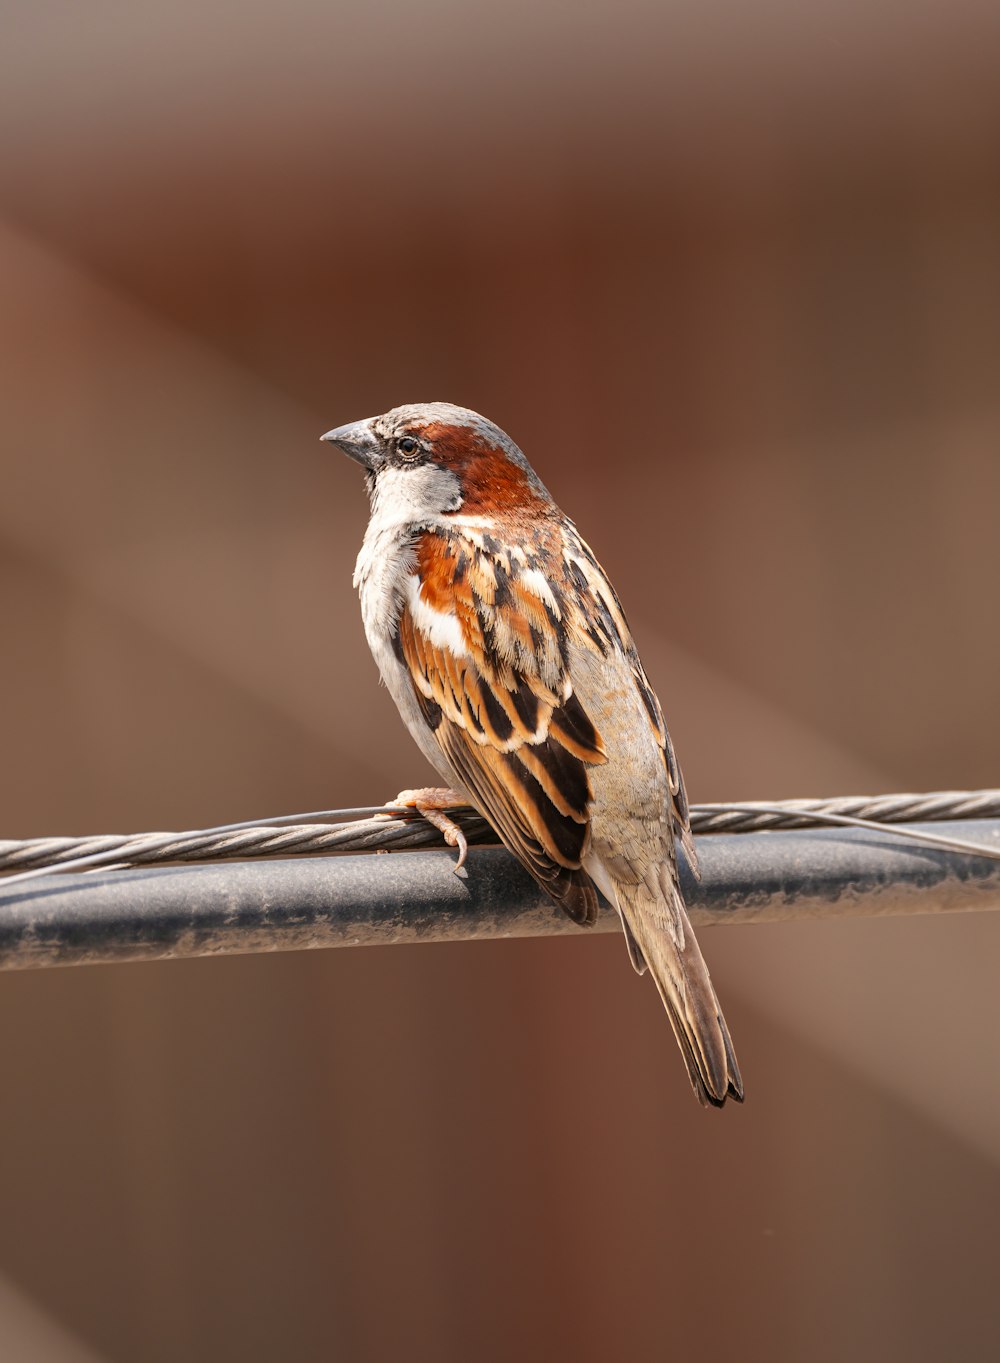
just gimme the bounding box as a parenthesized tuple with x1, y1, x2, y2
(322, 402, 743, 1107)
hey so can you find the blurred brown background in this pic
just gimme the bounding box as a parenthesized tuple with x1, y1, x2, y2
(2, 2, 1000, 1360)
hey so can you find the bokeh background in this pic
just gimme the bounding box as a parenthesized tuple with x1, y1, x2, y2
(2, 2, 1000, 1360)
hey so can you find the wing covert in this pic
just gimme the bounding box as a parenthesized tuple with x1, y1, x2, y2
(399, 530, 607, 923)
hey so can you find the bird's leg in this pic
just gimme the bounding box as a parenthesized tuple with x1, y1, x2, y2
(385, 787, 470, 871)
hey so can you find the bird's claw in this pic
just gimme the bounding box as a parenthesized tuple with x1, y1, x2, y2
(384, 788, 469, 872)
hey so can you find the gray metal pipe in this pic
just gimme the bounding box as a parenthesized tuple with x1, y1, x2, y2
(1, 819, 998, 971)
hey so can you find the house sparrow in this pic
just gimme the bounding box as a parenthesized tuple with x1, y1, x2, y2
(323, 403, 743, 1107)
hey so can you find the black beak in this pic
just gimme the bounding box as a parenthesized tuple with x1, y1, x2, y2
(320, 419, 381, 470)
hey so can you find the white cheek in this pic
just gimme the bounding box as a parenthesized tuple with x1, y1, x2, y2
(406, 576, 469, 656)
(372, 463, 462, 527)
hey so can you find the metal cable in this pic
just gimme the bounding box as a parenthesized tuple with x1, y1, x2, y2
(693, 789, 1000, 831)
(3, 789, 1000, 884)
(3, 819, 1000, 970)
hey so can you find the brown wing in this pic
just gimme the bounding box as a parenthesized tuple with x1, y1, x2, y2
(399, 535, 607, 924)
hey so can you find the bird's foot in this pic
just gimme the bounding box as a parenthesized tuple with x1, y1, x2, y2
(384, 787, 469, 872)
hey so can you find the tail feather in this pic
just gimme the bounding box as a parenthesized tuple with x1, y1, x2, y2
(614, 874, 744, 1108)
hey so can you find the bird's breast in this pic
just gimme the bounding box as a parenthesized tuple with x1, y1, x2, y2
(354, 519, 461, 789)
(354, 520, 416, 642)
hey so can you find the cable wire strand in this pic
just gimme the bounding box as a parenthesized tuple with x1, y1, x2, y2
(3, 789, 1000, 888)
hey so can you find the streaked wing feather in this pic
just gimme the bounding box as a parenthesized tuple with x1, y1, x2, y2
(436, 724, 599, 924)
(399, 531, 607, 925)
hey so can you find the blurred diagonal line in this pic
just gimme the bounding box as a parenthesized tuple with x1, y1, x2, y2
(0, 219, 952, 822)
(0, 219, 383, 772)
(0, 1274, 109, 1363)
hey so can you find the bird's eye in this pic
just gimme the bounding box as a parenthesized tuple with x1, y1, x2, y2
(397, 436, 421, 457)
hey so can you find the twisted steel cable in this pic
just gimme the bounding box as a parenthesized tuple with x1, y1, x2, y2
(3, 789, 1000, 885)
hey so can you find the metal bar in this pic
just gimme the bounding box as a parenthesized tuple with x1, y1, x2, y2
(1, 819, 998, 972)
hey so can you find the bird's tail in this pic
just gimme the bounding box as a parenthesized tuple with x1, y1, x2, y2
(613, 866, 744, 1108)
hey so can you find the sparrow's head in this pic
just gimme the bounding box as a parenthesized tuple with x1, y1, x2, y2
(322, 402, 552, 521)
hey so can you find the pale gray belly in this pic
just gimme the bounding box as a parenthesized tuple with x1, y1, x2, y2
(567, 642, 673, 873)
